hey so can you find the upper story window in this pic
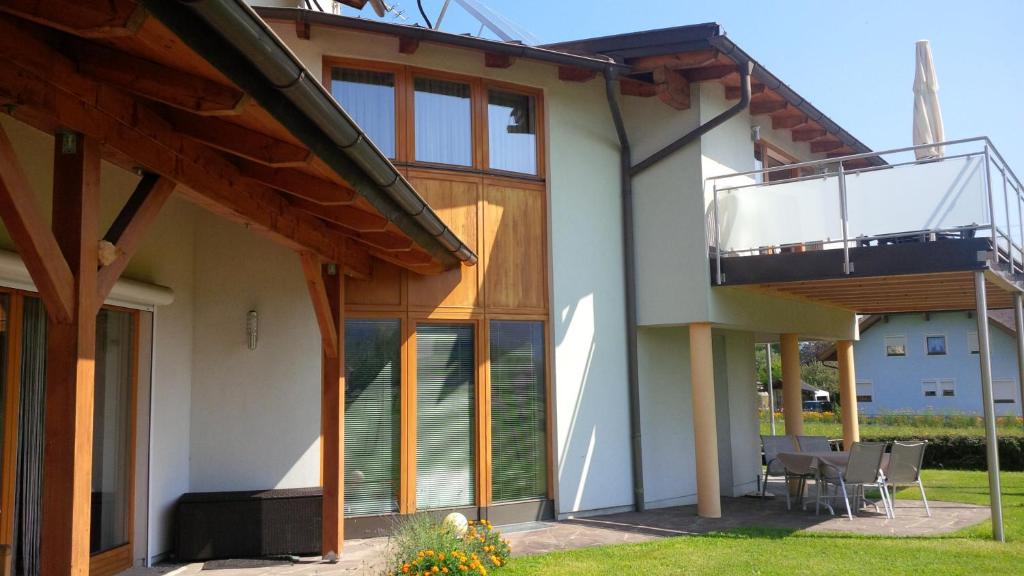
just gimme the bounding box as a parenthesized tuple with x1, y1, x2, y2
(754, 140, 799, 183)
(994, 379, 1017, 404)
(926, 335, 947, 355)
(856, 381, 873, 403)
(884, 335, 906, 357)
(488, 90, 537, 175)
(330, 67, 397, 158)
(414, 77, 473, 166)
(325, 59, 543, 177)
(967, 331, 980, 354)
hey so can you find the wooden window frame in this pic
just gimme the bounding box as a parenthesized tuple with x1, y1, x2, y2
(0, 288, 140, 576)
(322, 57, 545, 181)
(754, 139, 800, 182)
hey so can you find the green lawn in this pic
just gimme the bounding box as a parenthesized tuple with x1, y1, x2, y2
(502, 470, 1024, 575)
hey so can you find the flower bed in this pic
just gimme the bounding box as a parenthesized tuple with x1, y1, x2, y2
(388, 516, 511, 576)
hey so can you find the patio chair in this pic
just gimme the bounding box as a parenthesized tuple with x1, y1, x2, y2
(817, 441, 893, 520)
(760, 435, 810, 509)
(885, 441, 931, 517)
(796, 435, 832, 453)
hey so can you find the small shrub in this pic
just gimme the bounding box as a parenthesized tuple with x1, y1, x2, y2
(385, 515, 511, 576)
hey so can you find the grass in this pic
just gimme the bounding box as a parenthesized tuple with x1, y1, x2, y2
(501, 470, 1024, 575)
(759, 412, 1024, 439)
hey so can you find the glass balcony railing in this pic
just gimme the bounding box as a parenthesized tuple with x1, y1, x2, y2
(705, 138, 1024, 284)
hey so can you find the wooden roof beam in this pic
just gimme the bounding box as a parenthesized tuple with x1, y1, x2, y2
(485, 52, 515, 69)
(0, 46, 371, 277)
(75, 40, 249, 116)
(684, 65, 735, 82)
(772, 114, 809, 130)
(811, 139, 844, 153)
(398, 36, 419, 54)
(629, 49, 719, 72)
(162, 108, 312, 167)
(727, 83, 765, 100)
(232, 159, 358, 206)
(749, 99, 788, 115)
(792, 127, 828, 142)
(558, 66, 597, 82)
(0, 0, 145, 38)
(653, 67, 691, 110)
(620, 77, 657, 97)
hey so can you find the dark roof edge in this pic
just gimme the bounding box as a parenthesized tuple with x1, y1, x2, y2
(253, 6, 628, 72)
(151, 0, 476, 269)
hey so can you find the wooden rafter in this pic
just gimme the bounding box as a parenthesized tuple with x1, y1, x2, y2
(163, 108, 312, 167)
(792, 127, 827, 142)
(749, 98, 788, 115)
(75, 41, 248, 116)
(95, 173, 176, 309)
(557, 66, 597, 82)
(0, 0, 145, 38)
(0, 124, 74, 322)
(620, 77, 657, 97)
(653, 67, 690, 110)
(0, 19, 372, 278)
(629, 49, 718, 72)
(726, 83, 765, 100)
(684, 64, 735, 82)
(484, 53, 514, 69)
(232, 159, 357, 206)
(772, 114, 809, 130)
(810, 139, 844, 153)
(398, 37, 419, 54)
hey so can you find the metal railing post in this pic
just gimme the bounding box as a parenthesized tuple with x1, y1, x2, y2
(1017, 178, 1024, 274)
(1001, 169, 1015, 272)
(984, 145, 999, 264)
(839, 163, 851, 274)
(713, 183, 722, 285)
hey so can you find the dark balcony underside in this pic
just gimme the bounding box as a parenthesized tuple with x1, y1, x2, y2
(714, 238, 1022, 313)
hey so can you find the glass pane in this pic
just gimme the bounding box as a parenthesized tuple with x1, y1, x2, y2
(344, 319, 401, 516)
(331, 68, 396, 158)
(415, 78, 472, 166)
(15, 298, 46, 576)
(490, 321, 546, 502)
(416, 324, 475, 509)
(91, 309, 134, 554)
(488, 90, 536, 175)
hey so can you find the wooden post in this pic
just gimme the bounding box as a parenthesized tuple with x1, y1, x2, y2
(780, 333, 803, 436)
(319, 263, 345, 556)
(688, 323, 721, 518)
(40, 132, 100, 576)
(836, 340, 860, 448)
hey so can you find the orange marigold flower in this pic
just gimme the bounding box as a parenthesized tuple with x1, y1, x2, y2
(402, 564, 411, 574)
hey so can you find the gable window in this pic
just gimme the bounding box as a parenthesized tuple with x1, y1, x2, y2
(926, 335, 947, 355)
(855, 381, 873, 403)
(994, 379, 1018, 404)
(414, 77, 473, 166)
(884, 335, 906, 357)
(967, 331, 980, 354)
(330, 67, 397, 158)
(488, 90, 537, 175)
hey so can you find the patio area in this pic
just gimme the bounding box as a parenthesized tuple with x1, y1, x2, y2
(123, 485, 988, 576)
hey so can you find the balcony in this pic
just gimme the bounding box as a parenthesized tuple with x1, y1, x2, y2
(706, 138, 1024, 313)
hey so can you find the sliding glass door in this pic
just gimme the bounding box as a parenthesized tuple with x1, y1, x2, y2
(415, 324, 475, 510)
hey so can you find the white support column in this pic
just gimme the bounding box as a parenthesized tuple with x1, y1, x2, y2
(975, 271, 1005, 542)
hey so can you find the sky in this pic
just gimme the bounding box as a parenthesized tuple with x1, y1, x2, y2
(355, 0, 1024, 167)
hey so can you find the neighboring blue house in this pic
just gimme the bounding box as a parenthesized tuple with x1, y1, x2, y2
(823, 312, 1022, 416)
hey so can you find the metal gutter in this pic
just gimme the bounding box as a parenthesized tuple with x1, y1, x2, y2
(254, 6, 630, 72)
(149, 0, 476, 268)
(602, 66, 644, 513)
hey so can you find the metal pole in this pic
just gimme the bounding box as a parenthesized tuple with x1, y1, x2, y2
(984, 146, 999, 264)
(714, 183, 722, 284)
(839, 163, 850, 274)
(434, 0, 453, 29)
(765, 343, 776, 435)
(1016, 179, 1024, 274)
(1015, 294, 1024, 427)
(975, 271, 1005, 542)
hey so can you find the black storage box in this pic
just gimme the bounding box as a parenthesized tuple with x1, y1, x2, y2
(174, 487, 322, 561)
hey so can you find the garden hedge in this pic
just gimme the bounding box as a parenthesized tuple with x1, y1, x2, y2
(860, 434, 1024, 471)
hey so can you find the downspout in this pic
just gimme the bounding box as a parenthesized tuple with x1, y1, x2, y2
(603, 61, 751, 513)
(603, 66, 644, 512)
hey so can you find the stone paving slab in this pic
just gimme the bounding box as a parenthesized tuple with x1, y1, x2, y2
(126, 491, 988, 576)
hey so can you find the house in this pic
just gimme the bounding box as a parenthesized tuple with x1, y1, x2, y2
(0, 0, 1020, 574)
(821, 312, 1023, 416)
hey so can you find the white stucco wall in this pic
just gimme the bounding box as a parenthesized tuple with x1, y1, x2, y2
(189, 212, 322, 491)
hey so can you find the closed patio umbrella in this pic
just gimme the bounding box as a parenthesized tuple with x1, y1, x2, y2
(913, 39, 945, 159)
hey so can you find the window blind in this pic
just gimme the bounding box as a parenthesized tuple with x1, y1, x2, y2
(414, 78, 472, 166)
(345, 319, 401, 516)
(416, 324, 475, 509)
(330, 68, 397, 158)
(490, 321, 547, 502)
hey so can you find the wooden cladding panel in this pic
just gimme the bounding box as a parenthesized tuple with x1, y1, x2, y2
(345, 171, 547, 317)
(346, 259, 404, 307)
(483, 184, 546, 311)
(405, 176, 480, 310)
